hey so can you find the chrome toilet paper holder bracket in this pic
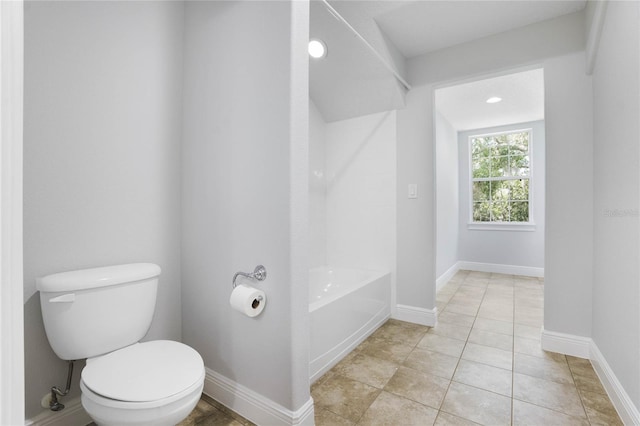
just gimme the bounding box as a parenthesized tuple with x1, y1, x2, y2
(232, 265, 267, 288)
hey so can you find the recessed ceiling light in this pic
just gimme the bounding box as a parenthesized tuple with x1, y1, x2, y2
(308, 39, 327, 59)
(486, 97, 502, 104)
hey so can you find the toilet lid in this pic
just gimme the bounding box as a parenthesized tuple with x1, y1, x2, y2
(81, 340, 204, 402)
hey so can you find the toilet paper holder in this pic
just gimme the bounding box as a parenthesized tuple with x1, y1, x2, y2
(232, 265, 267, 288)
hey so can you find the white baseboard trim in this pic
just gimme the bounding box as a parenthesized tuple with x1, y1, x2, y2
(541, 329, 640, 425)
(204, 367, 314, 426)
(25, 396, 92, 426)
(541, 328, 591, 358)
(458, 261, 544, 278)
(436, 261, 461, 291)
(25, 373, 316, 426)
(393, 304, 438, 327)
(590, 341, 640, 425)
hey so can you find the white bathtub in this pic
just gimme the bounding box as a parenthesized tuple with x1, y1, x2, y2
(309, 266, 391, 382)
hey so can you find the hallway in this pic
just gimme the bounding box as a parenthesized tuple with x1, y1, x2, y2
(311, 270, 622, 425)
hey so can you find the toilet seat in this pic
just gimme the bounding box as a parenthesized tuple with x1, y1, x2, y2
(80, 370, 204, 426)
(82, 340, 204, 404)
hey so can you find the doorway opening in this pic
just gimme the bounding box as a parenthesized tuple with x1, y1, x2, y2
(433, 67, 545, 295)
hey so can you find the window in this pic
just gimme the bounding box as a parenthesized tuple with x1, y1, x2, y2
(470, 129, 531, 224)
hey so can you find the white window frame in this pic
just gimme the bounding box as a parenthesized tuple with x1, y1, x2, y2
(467, 128, 535, 232)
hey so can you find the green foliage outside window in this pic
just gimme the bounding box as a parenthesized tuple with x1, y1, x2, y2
(471, 130, 531, 222)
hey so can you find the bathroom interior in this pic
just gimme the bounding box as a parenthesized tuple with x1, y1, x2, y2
(4, 0, 638, 425)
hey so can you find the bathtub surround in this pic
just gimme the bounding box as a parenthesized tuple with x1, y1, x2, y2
(307, 107, 397, 373)
(309, 267, 391, 381)
(308, 109, 396, 275)
(309, 101, 327, 268)
(308, 109, 397, 296)
(325, 112, 396, 274)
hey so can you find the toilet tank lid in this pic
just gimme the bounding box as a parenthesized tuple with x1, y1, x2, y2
(36, 263, 161, 292)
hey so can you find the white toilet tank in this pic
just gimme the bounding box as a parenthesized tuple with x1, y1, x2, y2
(37, 263, 161, 361)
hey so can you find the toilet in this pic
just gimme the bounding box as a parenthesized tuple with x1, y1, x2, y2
(37, 263, 205, 426)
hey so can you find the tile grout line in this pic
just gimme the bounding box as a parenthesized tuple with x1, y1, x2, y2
(429, 276, 468, 423)
(335, 318, 433, 425)
(437, 273, 492, 424)
(571, 361, 594, 425)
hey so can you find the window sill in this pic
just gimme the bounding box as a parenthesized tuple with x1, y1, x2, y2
(467, 222, 536, 232)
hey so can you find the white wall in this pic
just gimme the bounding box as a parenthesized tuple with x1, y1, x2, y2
(435, 111, 458, 279)
(309, 100, 327, 268)
(325, 111, 396, 273)
(398, 13, 590, 326)
(457, 121, 545, 271)
(408, 11, 585, 87)
(181, 0, 311, 417)
(396, 85, 436, 310)
(591, 0, 640, 408)
(543, 53, 594, 338)
(23, 1, 184, 419)
(309, 105, 397, 276)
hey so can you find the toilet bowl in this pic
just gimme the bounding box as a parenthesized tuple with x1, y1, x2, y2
(79, 340, 205, 426)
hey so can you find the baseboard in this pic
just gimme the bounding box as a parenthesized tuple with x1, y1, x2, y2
(203, 367, 314, 426)
(541, 329, 640, 425)
(540, 328, 591, 358)
(436, 261, 461, 291)
(25, 396, 92, 426)
(590, 341, 640, 425)
(26, 371, 316, 426)
(393, 304, 438, 327)
(458, 261, 544, 278)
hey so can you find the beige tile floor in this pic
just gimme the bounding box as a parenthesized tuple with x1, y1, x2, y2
(311, 270, 623, 426)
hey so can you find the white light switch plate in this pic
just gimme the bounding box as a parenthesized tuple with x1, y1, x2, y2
(408, 184, 418, 199)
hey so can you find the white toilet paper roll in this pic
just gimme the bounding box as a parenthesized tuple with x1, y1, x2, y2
(230, 284, 266, 317)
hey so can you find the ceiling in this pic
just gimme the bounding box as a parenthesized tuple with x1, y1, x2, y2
(435, 68, 545, 131)
(353, 0, 587, 59)
(310, 0, 584, 123)
(309, 1, 406, 122)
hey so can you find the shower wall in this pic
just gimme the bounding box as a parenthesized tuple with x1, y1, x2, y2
(309, 101, 327, 268)
(308, 107, 396, 274)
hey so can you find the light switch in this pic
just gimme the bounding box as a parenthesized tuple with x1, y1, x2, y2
(408, 184, 418, 199)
